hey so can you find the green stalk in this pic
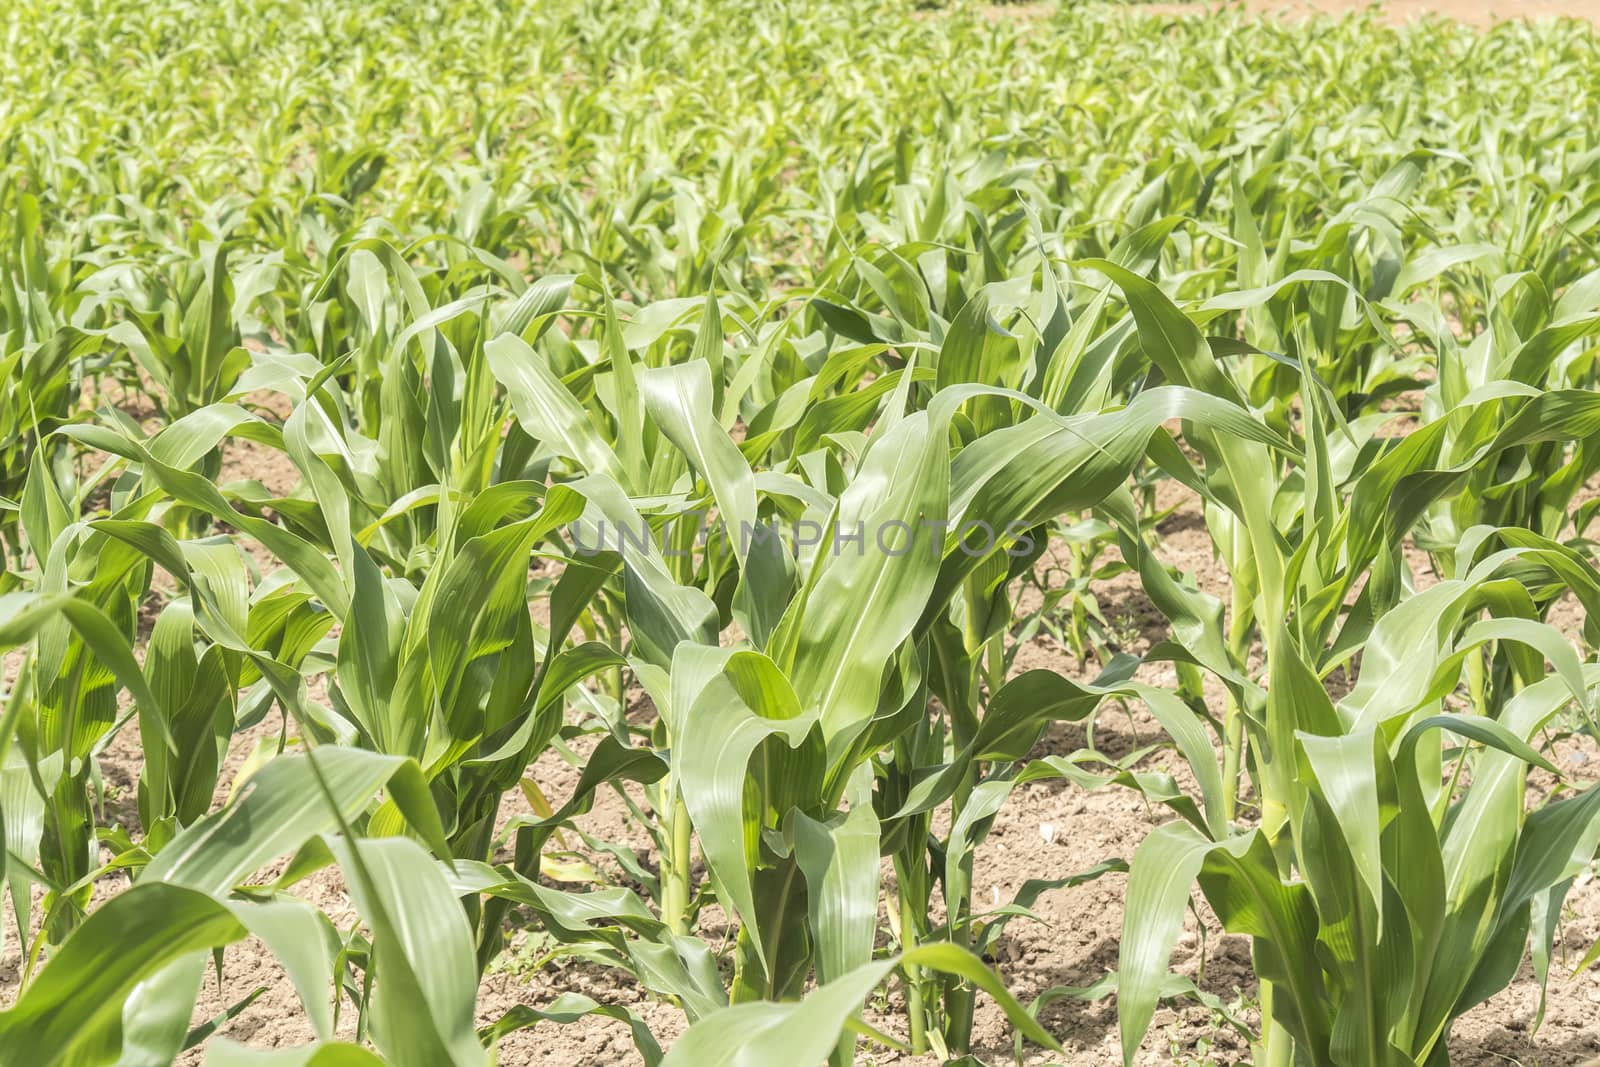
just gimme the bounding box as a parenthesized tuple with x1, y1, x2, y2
(983, 630, 1006, 697)
(828, 1024, 854, 1067)
(1465, 646, 1487, 714)
(1221, 580, 1252, 823)
(1221, 698, 1246, 822)
(659, 650, 693, 938)
(940, 789, 977, 1052)
(1255, 980, 1295, 1067)
(591, 593, 628, 709)
(1068, 543, 1088, 661)
(945, 982, 975, 1057)
(899, 888, 929, 1056)
(942, 584, 1000, 1055)
(661, 791, 693, 936)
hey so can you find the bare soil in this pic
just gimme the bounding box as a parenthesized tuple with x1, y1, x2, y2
(1220, 0, 1600, 25)
(993, 0, 1600, 26)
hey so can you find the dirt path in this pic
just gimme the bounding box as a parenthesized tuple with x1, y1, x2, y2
(1192, 0, 1598, 25)
(995, 0, 1600, 27)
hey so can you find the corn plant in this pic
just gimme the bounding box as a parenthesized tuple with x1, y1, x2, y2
(1105, 263, 1600, 1066)
(3, 1, 1600, 1065)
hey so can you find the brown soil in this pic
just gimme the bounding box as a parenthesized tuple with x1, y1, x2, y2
(1238, 0, 1600, 24)
(1012, 0, 1600, 27)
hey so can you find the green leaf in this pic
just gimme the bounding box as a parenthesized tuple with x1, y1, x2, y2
(0, 884, 247, 1067)
(660, 944, 1057, 1067)
(145, 748, 450, 894)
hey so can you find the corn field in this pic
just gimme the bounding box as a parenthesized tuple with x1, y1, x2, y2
(3, 0, 1600, 1063)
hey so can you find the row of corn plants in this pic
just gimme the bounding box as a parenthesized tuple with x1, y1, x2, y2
(3, 1, 1600, 1065)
